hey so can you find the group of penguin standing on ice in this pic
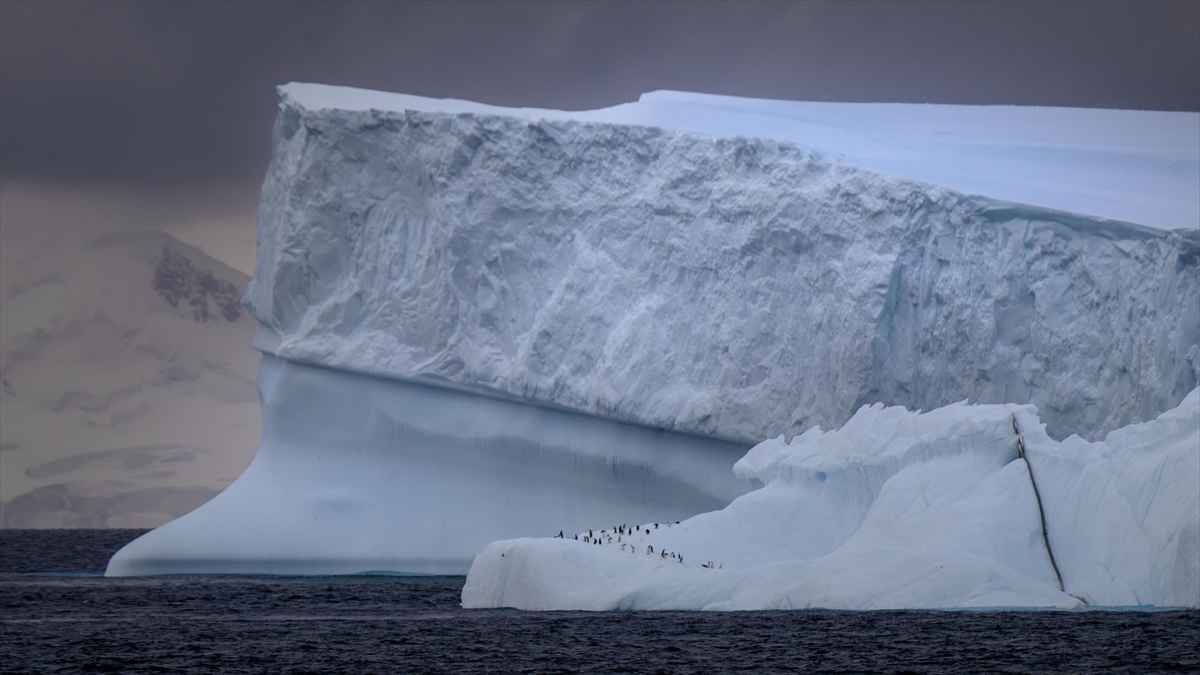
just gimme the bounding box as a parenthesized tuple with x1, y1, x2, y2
(553, 522, 723, 569)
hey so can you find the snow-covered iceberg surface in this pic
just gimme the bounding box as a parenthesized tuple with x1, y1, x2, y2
(105, 354, 750, 576)
(462, 390, 1200, 611)
(246, 83, 1199, 444)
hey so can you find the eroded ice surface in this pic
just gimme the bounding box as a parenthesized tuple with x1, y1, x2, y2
(246, 84, 1199, 443)
(461, 390, 1200, 611)
(105, 354, 750, 576)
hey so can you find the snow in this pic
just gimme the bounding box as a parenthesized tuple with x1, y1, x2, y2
(246, 83, 1199, 444)
(282, 83, 1200, 231)
(461, 390, 1199, 610)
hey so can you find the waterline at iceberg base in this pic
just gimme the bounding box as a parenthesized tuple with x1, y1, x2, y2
(462, 389, 1199, 611)
(105, 352, 751, 576)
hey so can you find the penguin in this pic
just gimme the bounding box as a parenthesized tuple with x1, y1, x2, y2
(647, 545, 653, 554)
(654, 523, 658, 529)
(556, 530, 563, 539)
(589, 529, 593, 538)
(574, 534, 578, 541)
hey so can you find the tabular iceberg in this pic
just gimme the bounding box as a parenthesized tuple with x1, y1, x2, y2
(108, 84, 1199, 589)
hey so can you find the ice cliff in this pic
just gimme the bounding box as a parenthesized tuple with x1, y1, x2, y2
(245, 84, 1198, 443)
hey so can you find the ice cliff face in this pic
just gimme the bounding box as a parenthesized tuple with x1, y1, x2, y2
(245, 85, 1199, 443)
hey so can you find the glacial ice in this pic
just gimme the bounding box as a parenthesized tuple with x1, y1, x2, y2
(109, 84, 1199, 591)
(105, 354, 750, 576)
(461, 390, 1199, 610)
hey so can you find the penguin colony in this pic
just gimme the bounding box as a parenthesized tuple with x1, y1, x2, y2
(552, 521, 722, 569)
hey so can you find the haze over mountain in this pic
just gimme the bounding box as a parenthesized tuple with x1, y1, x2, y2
(0, 217, 260, 527)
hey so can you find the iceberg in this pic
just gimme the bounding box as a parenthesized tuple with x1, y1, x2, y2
(108, 84, 1199, 585)
(462, 390, 1199, 610)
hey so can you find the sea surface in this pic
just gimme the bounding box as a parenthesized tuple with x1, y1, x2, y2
(1, 530, 1197, 674)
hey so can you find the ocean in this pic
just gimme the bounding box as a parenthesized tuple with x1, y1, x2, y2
(1, 529, 1196, 674)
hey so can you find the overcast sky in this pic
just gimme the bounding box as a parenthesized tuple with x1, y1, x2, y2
(2, 0, 1198, 189)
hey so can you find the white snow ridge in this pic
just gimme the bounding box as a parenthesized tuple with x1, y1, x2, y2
(109, 85, 1199, 609)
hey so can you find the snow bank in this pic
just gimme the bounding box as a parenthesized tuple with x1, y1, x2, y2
(246, 83, 1199, 443)
(461, 390, 1199, 611)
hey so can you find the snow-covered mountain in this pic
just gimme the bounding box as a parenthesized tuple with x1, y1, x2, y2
(0, 225, 260, 528)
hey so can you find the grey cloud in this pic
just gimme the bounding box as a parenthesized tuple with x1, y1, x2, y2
(1, 1, 1197, 187)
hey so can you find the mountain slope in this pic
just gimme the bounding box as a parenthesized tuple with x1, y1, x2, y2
(1, 228, 260, 527)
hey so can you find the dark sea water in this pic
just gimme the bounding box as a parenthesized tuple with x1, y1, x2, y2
(1, 530, 1197, 674)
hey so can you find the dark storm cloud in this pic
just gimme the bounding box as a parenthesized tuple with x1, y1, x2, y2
(2, 0, 1197, 186)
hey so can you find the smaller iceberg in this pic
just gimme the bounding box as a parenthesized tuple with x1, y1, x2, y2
(462, 389, 1199, 611)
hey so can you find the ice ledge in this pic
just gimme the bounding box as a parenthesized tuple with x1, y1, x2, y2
(106, 354, 752, 577)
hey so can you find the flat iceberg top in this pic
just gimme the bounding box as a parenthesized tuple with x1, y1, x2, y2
(281, 82, 1200, 231)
